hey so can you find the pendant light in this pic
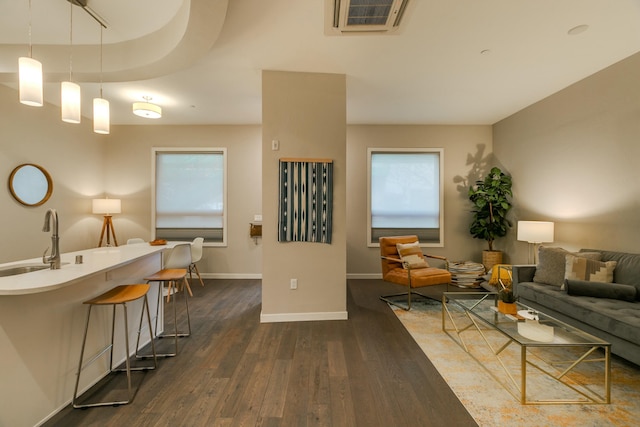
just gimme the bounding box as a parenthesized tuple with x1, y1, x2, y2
(61, 1, 81, 124)
(93, 24, 109, 134)
(19, 0, 43, 107)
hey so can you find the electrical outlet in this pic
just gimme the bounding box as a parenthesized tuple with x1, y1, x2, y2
(254, 214, 262, 222)
(290, 278, 298, 290)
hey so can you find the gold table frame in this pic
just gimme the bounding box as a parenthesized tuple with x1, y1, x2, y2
(442, 292, 611, 405)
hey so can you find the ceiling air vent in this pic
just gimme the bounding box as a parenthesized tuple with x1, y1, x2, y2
(326, 0, 410, 35)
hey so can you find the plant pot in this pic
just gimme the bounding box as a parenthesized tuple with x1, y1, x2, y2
(482, 250, 503, 272)
(498, 300, 517, 315)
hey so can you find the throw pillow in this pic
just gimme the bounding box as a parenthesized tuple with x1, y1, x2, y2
(565, 254, 616, 283)
(396, 241, 429, 269)
(533, 246, 602, 287)
(564, 279, 636, 302)
(488, 264, 512, 288)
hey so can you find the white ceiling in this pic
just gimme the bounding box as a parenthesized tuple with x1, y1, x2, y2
(1, 0, 640, 126)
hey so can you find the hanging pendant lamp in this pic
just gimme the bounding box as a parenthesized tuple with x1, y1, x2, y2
(93, 24, 109, 134)
(61, 81, 81, 123)
(19, 0, 43, 107)
(61, 1, 81, 124)
(93, 98, 109, 134)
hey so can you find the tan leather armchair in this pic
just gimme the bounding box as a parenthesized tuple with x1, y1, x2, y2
(380, 235, 452, 310)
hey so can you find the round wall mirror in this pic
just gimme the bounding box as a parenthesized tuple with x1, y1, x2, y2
(8, 163, 53, 206)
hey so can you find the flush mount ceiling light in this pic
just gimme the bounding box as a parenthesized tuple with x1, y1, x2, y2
(133, 96, 162, 119)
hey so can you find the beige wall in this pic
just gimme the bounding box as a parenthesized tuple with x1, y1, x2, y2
(494, 52, 640, 262)
(104, 124, 263, 276)
(346, 125, 494, 276)
(0, 84, 105, 262)
(261, 70, 347, 321)
(0, 80, 499, 277)
(18, 53, 639, 279)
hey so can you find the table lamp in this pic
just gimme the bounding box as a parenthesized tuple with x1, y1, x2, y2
(93, 198, 121, 247)
(517, 221, 554, 264)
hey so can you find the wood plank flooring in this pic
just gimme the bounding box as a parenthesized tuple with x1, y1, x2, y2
(44, 279, 477, 427)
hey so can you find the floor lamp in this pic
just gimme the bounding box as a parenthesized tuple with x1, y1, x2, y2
(517, 221, 554, 264)
(93, 198, 121, 247)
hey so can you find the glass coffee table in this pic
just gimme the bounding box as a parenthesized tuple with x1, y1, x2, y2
(442, 292, 611, 404)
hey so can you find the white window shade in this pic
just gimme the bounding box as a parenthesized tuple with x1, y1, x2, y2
(371, 153, 440, 228)
(155, 150, 225, 242)
(368, 149, 443, 246)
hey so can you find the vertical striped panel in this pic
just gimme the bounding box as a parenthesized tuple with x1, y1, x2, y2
(278, 160, 333, 243)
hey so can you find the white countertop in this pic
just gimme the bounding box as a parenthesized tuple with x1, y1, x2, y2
(0, 242, 181, 295)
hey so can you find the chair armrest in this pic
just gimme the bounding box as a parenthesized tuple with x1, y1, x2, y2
(424, 254, 449, 270)
(381, 255, 412, 271)
(381, 255, 403, 263)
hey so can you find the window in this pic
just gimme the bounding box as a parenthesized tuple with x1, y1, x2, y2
(367, 148, 443, 246)
(152, 148, 227, 245)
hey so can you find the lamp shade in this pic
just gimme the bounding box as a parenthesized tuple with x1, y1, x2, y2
(517, 221, 554, 243)
(92, 198, 121, 215)
(61, 81, 81, 123)
(93, 97, 110, 134)
(132, 101, 162, 119)
(18, 56, 43, 107)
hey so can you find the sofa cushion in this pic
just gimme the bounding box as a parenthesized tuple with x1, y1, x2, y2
(564, 279, 636, 302)
(564, 255, 616, 283)
(533, 246, 601, 287)
(396, 242, 429, 269)
(517, 281, 640, 345)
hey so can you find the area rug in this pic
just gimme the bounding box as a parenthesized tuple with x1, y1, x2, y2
(390, 298, 640, 427)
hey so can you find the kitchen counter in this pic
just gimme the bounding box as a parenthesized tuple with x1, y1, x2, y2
(0, 242, 180, 295)
(0, 242, 183, 427)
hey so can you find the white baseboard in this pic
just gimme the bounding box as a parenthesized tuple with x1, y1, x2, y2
(260, 311, 348, 323)
(199, 273, 262, 279)
(346, 273, 382, 280)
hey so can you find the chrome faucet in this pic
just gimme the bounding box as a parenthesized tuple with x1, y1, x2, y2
(42, 208, 61, 269)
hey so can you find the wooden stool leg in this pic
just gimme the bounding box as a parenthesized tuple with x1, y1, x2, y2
(193, 264, 205, 287)
(183, 276, 193, 297)
(166, 280, 174, 303)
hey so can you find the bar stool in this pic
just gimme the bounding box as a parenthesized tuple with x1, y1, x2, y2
(72, 284, 157, 409)
(137, 244, 193, 358)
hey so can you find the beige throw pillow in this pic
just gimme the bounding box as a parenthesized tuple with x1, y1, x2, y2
(565, 254, 616, 283)
(533, 246, 602, 287)
(396, 242, 429, 269)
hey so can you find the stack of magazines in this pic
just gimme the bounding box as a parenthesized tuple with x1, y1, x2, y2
(449, 261, 486, 288)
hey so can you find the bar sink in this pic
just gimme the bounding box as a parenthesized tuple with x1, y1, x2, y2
(0, 264, 49, 277)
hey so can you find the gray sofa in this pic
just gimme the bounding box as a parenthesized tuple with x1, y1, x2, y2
(513, 248, 640, 366)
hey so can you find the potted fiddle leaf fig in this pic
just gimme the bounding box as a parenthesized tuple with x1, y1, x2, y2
(468, 166, 513, 271)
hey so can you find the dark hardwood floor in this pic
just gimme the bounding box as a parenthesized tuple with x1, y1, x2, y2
(44, 279, 477, 427)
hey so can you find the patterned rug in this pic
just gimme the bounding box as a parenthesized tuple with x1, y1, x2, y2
(390, 298, 640, 427)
